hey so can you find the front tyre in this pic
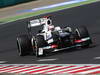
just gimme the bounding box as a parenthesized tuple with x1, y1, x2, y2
(17, 34, 32, 56)
(75, 26, 92, 47)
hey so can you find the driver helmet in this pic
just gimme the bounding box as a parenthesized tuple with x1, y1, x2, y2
(47, 19, 54, 31)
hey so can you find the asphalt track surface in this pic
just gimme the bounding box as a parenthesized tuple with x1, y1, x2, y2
(0, 1, 100, 64)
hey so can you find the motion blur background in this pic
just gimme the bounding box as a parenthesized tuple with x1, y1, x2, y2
(0, 0, 35, 8)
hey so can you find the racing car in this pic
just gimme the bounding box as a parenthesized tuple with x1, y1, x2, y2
(17, 16, 92, 57)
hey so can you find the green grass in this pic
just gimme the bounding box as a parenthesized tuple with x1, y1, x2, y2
(0, 0, 99, 23)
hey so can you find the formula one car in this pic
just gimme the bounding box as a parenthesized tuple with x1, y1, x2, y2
(17, 16, 92, 57)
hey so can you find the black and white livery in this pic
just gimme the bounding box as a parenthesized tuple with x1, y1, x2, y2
(17, 16, 92, 57)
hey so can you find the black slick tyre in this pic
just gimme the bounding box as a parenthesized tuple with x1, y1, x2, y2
(17, 34, 32, 56)
(75, 26, 92, 47)
(35, 35, 47, 57)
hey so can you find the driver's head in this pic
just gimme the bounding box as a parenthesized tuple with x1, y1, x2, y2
(47, 19, 54, 31)
(47, 19, 52, 25)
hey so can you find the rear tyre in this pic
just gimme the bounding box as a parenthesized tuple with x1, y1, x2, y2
(35, 35, 47, 57)
(17, 34, 32, 56)
(75, 26, 92, 47)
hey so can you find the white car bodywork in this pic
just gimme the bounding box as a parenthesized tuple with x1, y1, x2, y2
(29, 17, 59, 44)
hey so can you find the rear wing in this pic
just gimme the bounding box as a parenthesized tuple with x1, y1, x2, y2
(27, 16, 52, 34)
(28, 18, 49, 28)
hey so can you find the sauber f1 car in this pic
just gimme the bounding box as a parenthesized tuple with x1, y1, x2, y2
(17, 16, 92, 57)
